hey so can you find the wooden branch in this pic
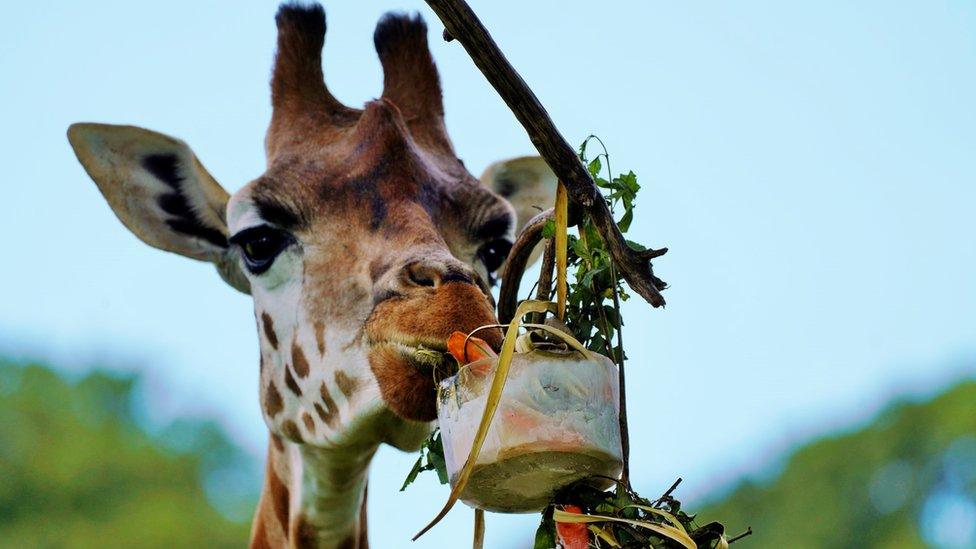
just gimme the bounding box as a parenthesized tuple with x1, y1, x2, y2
(425, 0, 667, 307)
(654, 477, 683, 508)
(535, 238, 556, 303)
(497, 208, 552, 324)
(530, 238, 556, 326)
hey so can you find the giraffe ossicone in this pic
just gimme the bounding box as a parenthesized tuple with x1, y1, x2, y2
(68, 3, 558, 547)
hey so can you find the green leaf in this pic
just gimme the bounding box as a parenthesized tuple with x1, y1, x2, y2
(401, 429, 450, 490)
(618, 208, 634, 233)
(578, 138, 590, 160)
(534, 507, 556, 549)
(580, 266, 607, 289)
(603, 305, 621, 327)
(400, 456, 424, 491)
(584, 223, 602, 247)
(588, 156, 602, 177)
(617, 171, 639, 193)
(572, 237, 589, 259)
(428, 444, 449, 485)
(589, 335, 606, 352)
(541, 218, 556, 239)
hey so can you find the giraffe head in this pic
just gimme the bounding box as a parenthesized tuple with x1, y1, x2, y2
(67, 5, 556, 449)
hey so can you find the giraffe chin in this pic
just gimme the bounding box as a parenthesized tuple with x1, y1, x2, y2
(367, 342, 443, 421)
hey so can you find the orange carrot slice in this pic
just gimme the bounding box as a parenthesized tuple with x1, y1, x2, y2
(556, 505, 590, 549)
(446, 331, 496, 365)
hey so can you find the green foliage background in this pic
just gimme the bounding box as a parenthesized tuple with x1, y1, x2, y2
(3, 354, 973, 548)
(699, 381, 976, 548)
(0, 358, 256, 548)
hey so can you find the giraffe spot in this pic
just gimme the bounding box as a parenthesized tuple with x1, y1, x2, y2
(281, 419, 302, 442)
(342, 330, 362, 351)
(294, 515, 319, 548)
(292, 338, 310, 378)
(284, 367, 303, 396)
(337, 533, 357, 549)
(271, 433, 285, 453)
(301, 411, 316, 433)
(314, 320, 326, 355)
(334, 370, 358, 399)
(250, 519, 271, 549)
(264, 381, 284, 418)
(261, 312, 279, 350)
(268, 467, 290, 532)
(368, 192, 387, 231)
(319, 383, 340, 428)
(313, 402, 329, 424)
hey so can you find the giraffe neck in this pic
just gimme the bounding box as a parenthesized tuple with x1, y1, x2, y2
(250, 435, 373, 549)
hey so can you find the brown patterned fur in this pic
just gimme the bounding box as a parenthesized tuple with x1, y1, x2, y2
(68, 3, 557, 547)
(247, 6, 514, 544)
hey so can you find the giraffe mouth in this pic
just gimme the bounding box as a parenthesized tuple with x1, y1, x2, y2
(369, 334, 453, 373)
(365, 334, 458, 422)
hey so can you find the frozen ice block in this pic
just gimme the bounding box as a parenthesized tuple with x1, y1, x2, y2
(437, 349, 623, 512)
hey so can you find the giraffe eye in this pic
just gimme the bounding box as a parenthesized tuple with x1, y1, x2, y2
(230, 225, 293, 274)
(478, 238, 512, 273)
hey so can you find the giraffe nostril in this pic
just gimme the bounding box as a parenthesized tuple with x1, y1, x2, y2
(403, 259, 478, 291)
(405, 262, 439, 288)
(440, 269, 473, 285)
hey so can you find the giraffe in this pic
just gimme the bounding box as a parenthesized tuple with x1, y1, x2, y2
(67, 3, 557, 548)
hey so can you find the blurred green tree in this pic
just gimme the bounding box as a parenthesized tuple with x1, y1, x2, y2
(0, 358, 256, 548)
(700, 380, 976, 548)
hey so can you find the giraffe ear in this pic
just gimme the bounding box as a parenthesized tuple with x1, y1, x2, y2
(67, 123, 250, 294)
(480, 156, 558, 238)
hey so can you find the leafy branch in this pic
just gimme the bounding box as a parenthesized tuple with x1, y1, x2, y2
(542, 136, 645, 362)
(400, 430, 449, 491)
(535, 478, 749, 549)
(531, 141, 746, 547)
(406, 1, 750, 544)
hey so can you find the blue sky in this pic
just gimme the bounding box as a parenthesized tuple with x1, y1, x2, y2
(2, 1, 975, 546)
